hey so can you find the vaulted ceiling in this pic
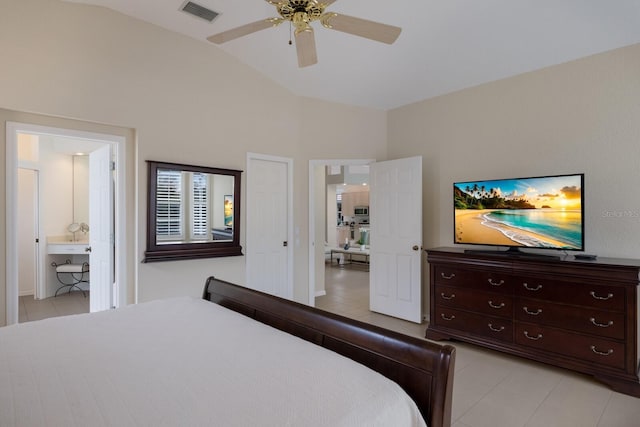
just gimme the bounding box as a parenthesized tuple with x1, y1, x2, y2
(64, 0, 640, 110)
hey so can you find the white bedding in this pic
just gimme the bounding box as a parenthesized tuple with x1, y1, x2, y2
(0, 297, 427, 426)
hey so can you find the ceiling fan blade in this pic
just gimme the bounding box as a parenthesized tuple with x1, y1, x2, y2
(295, 27, 318, 68)
(320, 13, 401, 44)
(207, 18, 284, 44)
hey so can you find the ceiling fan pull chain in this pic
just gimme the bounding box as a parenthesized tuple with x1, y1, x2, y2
(289, 21, 293, 45)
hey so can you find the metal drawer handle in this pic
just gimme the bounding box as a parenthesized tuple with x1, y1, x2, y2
(524, 331, 543, 340)
(523, 306, 543, 316)
(590, 345, 614, 356)
(488, 300, 505, 309)
(440, 272, 456, 280)
(440, 313, 456, 321)
(590, 317, 614, 328)
(523, 283, 543, 291)
(488, 279, 504, 287)
(590, 291, 613, 301)
(488, 323, 505, 332)
(440, 292, 455, 300)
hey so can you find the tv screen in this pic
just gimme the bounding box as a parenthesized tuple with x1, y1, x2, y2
(454, 173, 584, 251)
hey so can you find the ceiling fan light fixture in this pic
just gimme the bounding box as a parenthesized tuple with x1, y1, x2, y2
(292, 11, 311, 30)
(278, 0, 327, 22)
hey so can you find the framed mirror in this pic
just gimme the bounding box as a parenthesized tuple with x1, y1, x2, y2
(143, 160, 243, 262)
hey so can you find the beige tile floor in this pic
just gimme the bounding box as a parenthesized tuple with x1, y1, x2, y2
(19, 290, 89, 323)
(316, 264, 640, 427)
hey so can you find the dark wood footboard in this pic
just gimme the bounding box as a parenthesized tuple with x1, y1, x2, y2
(203, 276, 455, 427)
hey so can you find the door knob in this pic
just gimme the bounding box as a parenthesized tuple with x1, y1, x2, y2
(85, 246, 92, 253)
(283, 241, 288, 247)
(412, 245, 419, 251)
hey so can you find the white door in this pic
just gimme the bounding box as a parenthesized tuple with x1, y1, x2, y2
(369, 156, 422, 323)
(17, 168, 39, 297)
(246, 155, 292, 299)
(89, 145, 114, 312)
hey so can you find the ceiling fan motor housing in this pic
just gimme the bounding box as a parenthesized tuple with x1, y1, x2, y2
(278, 1, 326, 23)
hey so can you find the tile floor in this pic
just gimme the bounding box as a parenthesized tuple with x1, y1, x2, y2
(19, 290, 89, 323)
(316, 264, 640, 427)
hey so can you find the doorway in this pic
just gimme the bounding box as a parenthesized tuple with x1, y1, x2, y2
(6, 122, 127, 325)
(308, 159, 373, 305)
(309, 157, 424, 323)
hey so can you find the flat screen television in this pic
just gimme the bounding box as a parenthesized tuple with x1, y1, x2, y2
(453, 173, 584, 253)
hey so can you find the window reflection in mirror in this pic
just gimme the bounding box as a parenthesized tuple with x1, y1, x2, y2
(155, 168, 234, 244)
(144, 161, 242, 262)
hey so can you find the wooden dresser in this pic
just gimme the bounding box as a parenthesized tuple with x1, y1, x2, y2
(425, 247, 640, 397)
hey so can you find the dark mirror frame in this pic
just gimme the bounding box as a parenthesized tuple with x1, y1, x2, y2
(143, 160, 243, 263)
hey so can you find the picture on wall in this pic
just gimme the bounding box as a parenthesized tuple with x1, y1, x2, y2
(224, 195, 233, 227)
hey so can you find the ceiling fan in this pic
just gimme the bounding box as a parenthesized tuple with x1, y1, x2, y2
(207, 0, 401, 68)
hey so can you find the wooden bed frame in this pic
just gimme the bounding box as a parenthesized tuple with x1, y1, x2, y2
(203, 276, 456, 427)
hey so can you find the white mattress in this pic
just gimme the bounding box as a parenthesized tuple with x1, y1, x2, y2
(0, 297, 427, 426)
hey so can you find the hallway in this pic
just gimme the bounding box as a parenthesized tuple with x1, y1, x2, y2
(315, 264, 424, 339)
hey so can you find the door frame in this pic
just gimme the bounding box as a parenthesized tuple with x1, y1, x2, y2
(245, 152, 294, 299)
(5, 122, 127, 325)
(307, 158, 374, 306)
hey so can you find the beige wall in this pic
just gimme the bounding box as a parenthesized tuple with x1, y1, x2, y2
(389, 43, 640, 259)
(5, 0, 636, 326)
(0, 0, 387, 324)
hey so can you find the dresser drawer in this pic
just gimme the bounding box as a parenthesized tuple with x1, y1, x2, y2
(514, 277, 625, 311)
(433, 266, 512, 294)
(434, 306, 513, 343)
(436, 285, 513, 318)
(515, 298, 625, 340)
(515, 322, 625, 370)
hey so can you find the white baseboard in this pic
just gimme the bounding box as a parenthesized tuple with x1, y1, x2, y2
(314, 290, 326, 297)
(19, 290, 34, 297)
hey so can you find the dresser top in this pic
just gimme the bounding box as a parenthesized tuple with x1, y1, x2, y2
(426, 247, 640, 269)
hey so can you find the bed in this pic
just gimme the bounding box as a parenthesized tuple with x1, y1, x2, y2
(0, 276, 455, 427)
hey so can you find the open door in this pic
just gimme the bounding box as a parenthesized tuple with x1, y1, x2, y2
(89, 145, 114, 312)
(369, 156, 422, 323)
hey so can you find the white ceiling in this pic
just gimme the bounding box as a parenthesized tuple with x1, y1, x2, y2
(64, 0, 640, 110)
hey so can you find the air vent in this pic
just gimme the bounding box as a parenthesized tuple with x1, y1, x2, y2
(180, 1, 219, 22)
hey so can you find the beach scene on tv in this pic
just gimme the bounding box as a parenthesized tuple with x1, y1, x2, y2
(454, 175, 583, 250)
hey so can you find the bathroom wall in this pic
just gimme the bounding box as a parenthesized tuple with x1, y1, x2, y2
(39, 142, 74, 241)
(72, 155, 89, 227)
